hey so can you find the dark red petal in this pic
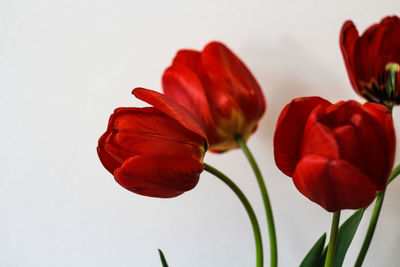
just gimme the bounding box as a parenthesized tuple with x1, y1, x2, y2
(363, 103, 396, 157)
(378, 16, 400, 60)
(97, 131, 122, 174)
(201, 41, 266, 121)
(273, 97, 331, 176)
(371, 16, 400, 98)
(172, 50, 209, 80)
(317, 100, 391, 188)
(352, 114, 387, 189)
(113, 106, 157, 115)
(113, 107, 204, 147)
(168, 50, 217, 114)
(362, 103, 396, 188)
(162, 64, 216, 135)
(332, 124, 364, 172)
(300, 111, 339, 160)
(107, 130, 204, 161)
(380, 15, 400, 24)
(293, 155, 377, 212)
(340, 20, 360, 92)
(114, 155, 203, 198)
(104, 107, 205, 163)
(132, 88, 208, 141)
(354, 23, 386, 81)
(97, 112, 124, 174)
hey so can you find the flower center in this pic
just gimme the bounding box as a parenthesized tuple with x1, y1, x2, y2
(359, 62, 400, 105)
(385, 62, 400, 72)
(384, 62, 399, 102)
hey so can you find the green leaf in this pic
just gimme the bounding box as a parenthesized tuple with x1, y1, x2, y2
(158, 249, 169, 267)
(302, 209, 365, 267)
(333, 209, 364, 267)
(300, 233, 327, 267)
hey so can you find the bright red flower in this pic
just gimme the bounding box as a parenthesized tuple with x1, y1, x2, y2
(97, 88, 208, 198)
(274, 97, 396, 211)
(340, 16, 400, 106)
(162, 41, 266, 152)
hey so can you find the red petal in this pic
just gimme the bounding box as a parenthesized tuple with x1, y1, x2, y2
(340, 20, 359, 93)
(351, 114, 387, 189)
(201, 41, 266, 121)
(167, 50, 215, 121)
(104, 107, 205, 162)
(172, 50, 209, 80)
(354, 22, 386, 81)
(317, 101, 391, 189)
(114, 154, 203, 198)
(97, 113, 124, 174)
(379, 16, 400, 57)
(273, 97, 331, 176)
(162, 64, 216, 136)
(380, 15, 400, 24)
(378, 16, 400, 63)
(113, 107, 204, 148)
(293, 155, 377, 212)
(361, 103, 396, 189)
(132, 88, 208, 141)
(300, 105, 340, 160)
(332, 124, 364, 172)
(97, 131, 121, 174)
(363, 103, 396, 158)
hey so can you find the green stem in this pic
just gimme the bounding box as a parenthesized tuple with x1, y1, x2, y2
(236, 136, 278, 267)
(354, 165, 400, 267)
(354, 191, 385, 267)
(324, 211, 341, 267)
(204, 162, 263, 267)
(353, 74, 398, 266)
(387, 164, 400, 185)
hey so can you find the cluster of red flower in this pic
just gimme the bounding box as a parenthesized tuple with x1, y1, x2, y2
(97, 41, 266, 198)
(97, 15, 399, 267)
(98, 17, 399, 211)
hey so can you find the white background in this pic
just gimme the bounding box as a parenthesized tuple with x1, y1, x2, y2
(1, 0, 400, 266)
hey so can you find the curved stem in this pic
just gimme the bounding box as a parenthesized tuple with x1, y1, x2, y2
(324, 211, 341, 267)
(354, 191, 385, 267)
(236, 136, 278, 267)
(204, 162, 263, 267)
(354, 164, 400, 267)
(387, 164, 400, 185)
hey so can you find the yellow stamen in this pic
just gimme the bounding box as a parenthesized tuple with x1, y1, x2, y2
(385, 62, 400, 72)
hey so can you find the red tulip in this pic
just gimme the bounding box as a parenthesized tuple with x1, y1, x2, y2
(274, 97, 395, 211)
(162, 41, 266, 152)
(97, 88, 208, 198)
(340, 16, 400, 106)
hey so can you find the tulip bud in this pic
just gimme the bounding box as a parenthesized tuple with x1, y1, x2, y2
(162, 41, 266, 152)
(97, 88, 208, 198)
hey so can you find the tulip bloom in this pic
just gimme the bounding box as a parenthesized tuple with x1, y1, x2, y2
(97, 88, 208, 198)
(162, 41, 266, 152)
(340, 16, 400, 106)
(274, 97, 395, 211)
